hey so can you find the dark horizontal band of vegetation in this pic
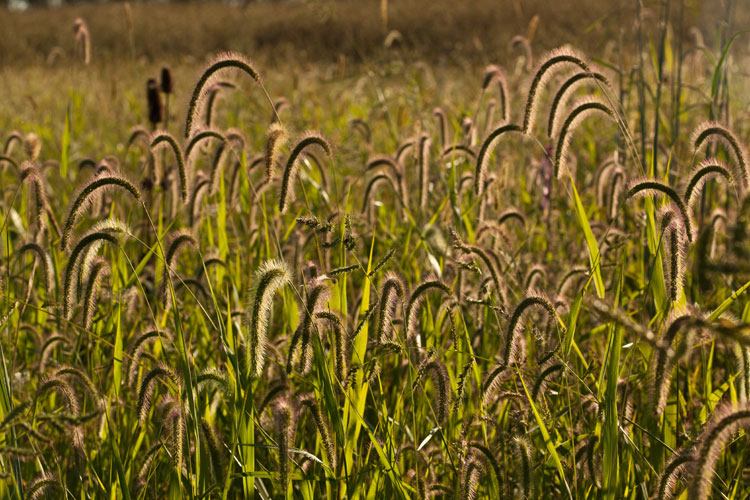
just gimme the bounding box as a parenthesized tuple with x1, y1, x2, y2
(0, 0, 738, 68)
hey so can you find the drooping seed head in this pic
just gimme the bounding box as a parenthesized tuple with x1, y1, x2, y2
(687, 401, 750, 500)
(547, 70, 610, 138)
(417, 132, 431, 210)
(287, 277, 330, 374)
(279, 131, 332, 214)
(474, 124, 523, 197)
(513, 435, 534, 498)
(136, 363, 181, 423)
(415, 357, 451, 424)
(16, 242, 54, 297)
(510, 34, 533, 71)
(498, 206, 526, 229)
(656, 448, 695, 500)
(81, 256, 110, 331)
(405, 275, 452, 343)
(61, 174, 142, 251)
(626, 177, 695, 242)
(483, 64, 510, 123)
(459, 454, 485, 500)
(127, 329, 172, 388)
(26, 473, 61, 500)
(691, 121, 749, 188)
(244, 260, 292, 378)
(648, 311, 703, 419)
(524, 264, 546, 290)
(522, 46, 589, 134)
(316, 311, 347, 388)
(162, 229, 198, 311)
(684, 158, 734, 211)
(553, 97, 614, 179)
(395, 137, 415, 165)
(299, 396, 336, 469)
(184, 127, 227, 164)
(63, 220, 130, 320)
(185, 52, 276, 138)
(73, 18, 90, 65)
(376, 271, 406, 344)
(658, 206, 688, 302)
(150, 130, 188, 203)
(18, 161, 50, 234)
(433, 107, 449, 148)
(202, 81, 236, 127)
(265, 123, 288, 179)
(272, 398, 298, 494)
(200, 418, 227, 483)
(503, 291, 560, 365)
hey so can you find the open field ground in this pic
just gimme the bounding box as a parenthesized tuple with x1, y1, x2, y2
(2, 0, 750, 499)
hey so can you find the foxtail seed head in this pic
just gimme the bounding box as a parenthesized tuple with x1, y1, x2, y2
(692, 121, 749, 188)
(185, 52, 276, 137)
(522, 47, 589, 134)
(279, 132, 332, 214)
(553, 98, 614, 179)
(264, 123, 287, 179)
(244, 260, 292, 378)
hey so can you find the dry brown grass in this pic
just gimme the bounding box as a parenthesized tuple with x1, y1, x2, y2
(1, 0, 735, 69)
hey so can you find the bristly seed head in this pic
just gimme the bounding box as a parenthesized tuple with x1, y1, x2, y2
(185, 52, 277, 138)
(244, 260, 292, 378)
(265, 123, 288, 179)
(522, 46, 589, 134)
(691, 121, 749, 188)
(279, 131, 332, 214)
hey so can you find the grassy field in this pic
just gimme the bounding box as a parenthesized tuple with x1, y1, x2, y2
(2, 0, 750, 499)
(2, 0, 743, 68)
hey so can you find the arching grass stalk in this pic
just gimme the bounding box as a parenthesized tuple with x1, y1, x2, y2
(185, 52, 280, 138)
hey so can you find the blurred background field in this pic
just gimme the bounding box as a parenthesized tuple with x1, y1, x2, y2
(2, 0, 749, 149)
(2, 0, 748, 68)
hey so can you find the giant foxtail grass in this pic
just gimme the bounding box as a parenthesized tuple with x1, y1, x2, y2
(278, 132, 332, 214)
(244, 260, 292, 378)
(522, 47, 589, 134)
(553, 98, 615, 179)
(547, 70, 610, 137)
(691, 121, 749, 187)
(185, 52, 279, 137)
(5, 24, 750, 499)
(474, 124, 523, 196)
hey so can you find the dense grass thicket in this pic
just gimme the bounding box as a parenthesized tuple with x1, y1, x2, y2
(2, 2, 750, 499)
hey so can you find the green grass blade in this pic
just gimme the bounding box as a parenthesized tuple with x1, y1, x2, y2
(341, 233, 375, 500)
(601, 269, 623, 500)
(569, 176, 605, 298)
(517, 369, 572, 499)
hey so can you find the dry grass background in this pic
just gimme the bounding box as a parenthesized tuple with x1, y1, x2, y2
(1, 0, 748, 178)
(1, 0, 742, 69)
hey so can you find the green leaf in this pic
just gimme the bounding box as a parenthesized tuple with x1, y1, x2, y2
(108, 410, 132, 500)
(518, 369, 572, 499)
(61, 105, 71, 179)
(113, 303, 123, 396)
(341, 232, 375, 500)
(711, 31, 750, 100)
(601, 269, 623, 500)
(569, 176, 605, 298)
(708, 278, 750, 321)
